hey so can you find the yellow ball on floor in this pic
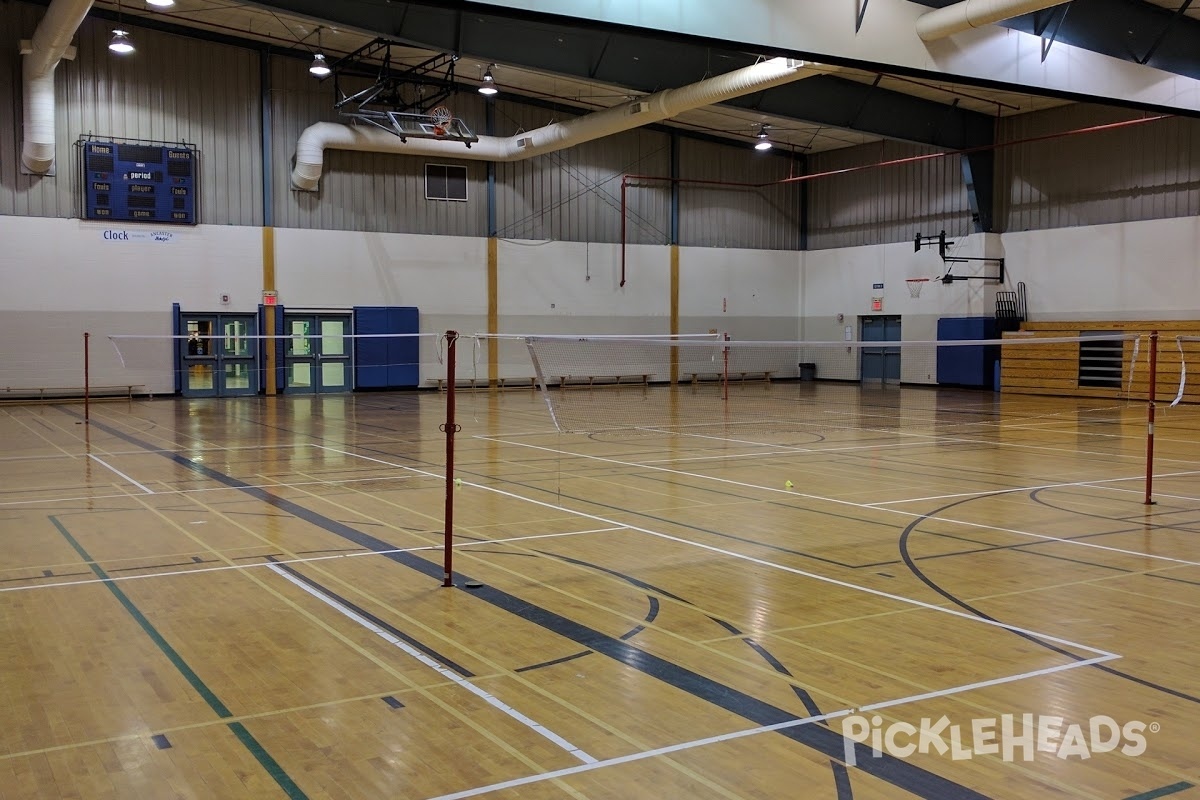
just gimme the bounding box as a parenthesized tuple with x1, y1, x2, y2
(785, 480, 794, 490)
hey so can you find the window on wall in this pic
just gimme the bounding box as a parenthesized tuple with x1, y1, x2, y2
(425, 164, 468, 202)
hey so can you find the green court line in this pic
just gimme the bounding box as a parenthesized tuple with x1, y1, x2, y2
(1124, 782, 1195, 800)
(48, 515, 308, 800)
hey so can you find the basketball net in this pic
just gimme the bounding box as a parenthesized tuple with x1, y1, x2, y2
(906, 278, 930, 298)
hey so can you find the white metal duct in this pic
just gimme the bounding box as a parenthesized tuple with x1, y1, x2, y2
(20, 0, 93, 174)
(916, 0, 1070, 41)
(292, 57, 808, 191)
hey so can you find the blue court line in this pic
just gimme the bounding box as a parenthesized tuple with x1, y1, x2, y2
(68, 409, 989, 800)
(1124, 782, 1194, 800)
(48, 515, 307, 800)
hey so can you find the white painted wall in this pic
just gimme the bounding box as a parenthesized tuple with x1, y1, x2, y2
(0, 216, 260, 394)
(494, 240, 671, 379)
(5, 214, 1198, 393)
(1002, 217, 1200, 320)
(678, 245, 801, 338)
(799, 218, 1200, 382)
(470, 0, 1200, 113)
(274, 228, 487, 383)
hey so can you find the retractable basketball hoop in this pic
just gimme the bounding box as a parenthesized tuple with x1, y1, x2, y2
(906, 278, 929, 298)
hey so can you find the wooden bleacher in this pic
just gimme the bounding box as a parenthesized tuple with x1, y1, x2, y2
(1001, 321, 1200, 403)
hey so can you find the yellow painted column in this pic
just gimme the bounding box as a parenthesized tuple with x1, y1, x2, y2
(488, 237, 499, 388)
(670, 244, 680, 385)
(262, 226, 277, 396)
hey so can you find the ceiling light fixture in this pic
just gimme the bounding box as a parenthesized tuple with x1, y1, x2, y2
(308, 26, 331, 78)
(145, 0, 176, 7)
(309, 53, 331, 77)
(754, 125, 772, 151)
(478, 64, 498, 96)
(108, 29, 135, 54)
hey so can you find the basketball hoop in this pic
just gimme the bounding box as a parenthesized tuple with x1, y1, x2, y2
(906, 278, 930, 298)
(430, 105, 453, 136)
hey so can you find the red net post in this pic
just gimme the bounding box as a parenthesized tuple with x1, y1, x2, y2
(441, 331, 461, 586)
(83, 331, 91, 423)
(722, 332, 730, 403)
(1145, 331, 1158, 506)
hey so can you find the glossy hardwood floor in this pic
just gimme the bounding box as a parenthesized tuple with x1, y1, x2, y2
(1, 385, 1198, 799)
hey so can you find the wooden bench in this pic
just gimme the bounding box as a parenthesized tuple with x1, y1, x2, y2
(427, 377, 539, 391)
(0, 384, 145, 401)
(689, 371, 774, 385)
(557, 374, 649, 388)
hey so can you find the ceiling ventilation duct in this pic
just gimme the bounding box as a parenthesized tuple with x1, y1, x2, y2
(292, 57, 809, 191)
(916, 0, 1071, 42)
(20, 0, 94, 174)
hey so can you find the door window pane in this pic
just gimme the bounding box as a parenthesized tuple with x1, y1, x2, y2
(287, 320, 312, 356)
(288, 362, 313, 389)
(321, 319, 346, 356)
(224, 362, 252, 390)
(185, 319, 213, 356)
(187, 363, 214, 391)
(321, 361, 346, 389)
(223, 319, 251, 357)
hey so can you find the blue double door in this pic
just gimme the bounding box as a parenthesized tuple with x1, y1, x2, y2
(284, 314, 352, 394)
(180, 313, 259, 397)
(861, 316, 901, 384)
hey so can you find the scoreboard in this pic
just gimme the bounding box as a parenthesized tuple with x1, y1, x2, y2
(81, 141, 198, 225)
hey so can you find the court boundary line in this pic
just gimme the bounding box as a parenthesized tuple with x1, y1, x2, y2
(423, 653, 1118, 800)
(333, 441, 1118, 662)
(87, 454, 155, 494)
(0, 528, 622, 594)
(268, 562, 598, 765)
(0, 473, 435, 508)
(477, 435, 1200, 569)
(862, 470, 1200, 507)
(452, 469, 1117, 659)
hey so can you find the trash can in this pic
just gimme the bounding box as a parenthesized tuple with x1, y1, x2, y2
(799, 362, 816, 381)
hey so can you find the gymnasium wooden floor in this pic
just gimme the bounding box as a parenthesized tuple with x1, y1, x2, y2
(1, 384, 1198, 799)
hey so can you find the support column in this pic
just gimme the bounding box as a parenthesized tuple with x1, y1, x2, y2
(670, 132, 681, 385)
(262, 226, 277, 396)
(488, 237, 499, 387)
(670, 245, 680, 385)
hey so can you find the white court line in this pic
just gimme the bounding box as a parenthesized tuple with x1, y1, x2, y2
(863, 470, 1200, 507)
(0, 472, 436, 508)
(334, 440, 1116, 658)
(461, 475, 1117, 659)
(425, 709, 851, 800)
(267, 563, 597, 765)
(637, 438, 937, 465)
(857, 655, 1116, 712)
(478, 435, 1200, 569)
(424, 653, 1118, 800)
(0, 441, 324, 463)
(87, 454, 155, 495)
(0, 527, 616, 594)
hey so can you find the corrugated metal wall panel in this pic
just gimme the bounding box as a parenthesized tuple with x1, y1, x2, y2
(806, 140, 972, 250)
(997, 105, 1200, 232)
(271, 60, 488, 236)
(493, 101, 670, 244)
(0, 6, 261, 225)
(676, 139, 802, 250)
